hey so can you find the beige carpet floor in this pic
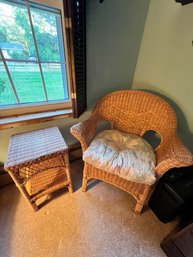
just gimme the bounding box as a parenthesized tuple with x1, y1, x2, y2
(0, 159, 175, 257)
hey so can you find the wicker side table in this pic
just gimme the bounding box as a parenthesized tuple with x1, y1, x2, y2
(4, 127, 73, 211)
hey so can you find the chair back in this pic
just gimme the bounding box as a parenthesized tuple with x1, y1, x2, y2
(92, 90, 177, 145)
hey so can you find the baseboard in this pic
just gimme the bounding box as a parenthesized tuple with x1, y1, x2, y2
(68, 142, 82, 161)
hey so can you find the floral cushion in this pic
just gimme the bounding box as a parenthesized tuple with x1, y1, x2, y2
(83, 130, 156, 185)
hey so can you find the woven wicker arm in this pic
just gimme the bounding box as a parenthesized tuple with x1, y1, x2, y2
(70, 114, 101, 152)
(156, 135, 193, 177)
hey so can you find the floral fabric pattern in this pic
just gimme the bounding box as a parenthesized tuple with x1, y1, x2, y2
(83, 130, 156, 185)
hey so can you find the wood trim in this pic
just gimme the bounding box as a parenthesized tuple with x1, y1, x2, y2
(1, 106, 72, 119)
(0, 109, 73, 130)
(68, 141, 82, 161)
(69, 148, 82, 161)
(0, 101, 72, 117)
(63, 0, 77, 117)
(60, 0, 72, 102)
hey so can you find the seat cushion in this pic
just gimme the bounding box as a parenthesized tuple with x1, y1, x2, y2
(83, 130, 156, 185)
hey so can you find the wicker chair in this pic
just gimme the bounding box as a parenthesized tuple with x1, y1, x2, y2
(70, 90, 193, 213)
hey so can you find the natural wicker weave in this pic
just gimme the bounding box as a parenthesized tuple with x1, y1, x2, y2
(4, 127, 73, 211)
(70, 90, 193, 214)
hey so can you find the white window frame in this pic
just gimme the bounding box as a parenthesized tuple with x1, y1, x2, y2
(0, 0, 72, 118)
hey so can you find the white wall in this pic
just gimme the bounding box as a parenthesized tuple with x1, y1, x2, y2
(132, 0, 193, 152)
(86, 0, 150, 108)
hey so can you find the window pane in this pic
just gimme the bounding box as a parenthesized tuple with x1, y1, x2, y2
(7, 62, 46, 104)
(0, 1, 69, 109)
(31, 9, 63, 62)
(42, 63, 68, 101)
(0, 61, 17, 106)
(0, 1, 37, 61)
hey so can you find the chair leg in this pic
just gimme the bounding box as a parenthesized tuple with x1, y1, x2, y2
(134, 202, 144, 214)
(82, 176, 88, 192)
(134, 185, 151, 214)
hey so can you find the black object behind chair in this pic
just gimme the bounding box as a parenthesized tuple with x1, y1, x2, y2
(149, 166, 193, 223)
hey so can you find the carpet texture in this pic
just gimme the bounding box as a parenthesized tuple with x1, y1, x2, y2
(0, 159, 175, 257)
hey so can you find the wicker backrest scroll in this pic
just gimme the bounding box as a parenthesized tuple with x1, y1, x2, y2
(92, 90, 177, 145)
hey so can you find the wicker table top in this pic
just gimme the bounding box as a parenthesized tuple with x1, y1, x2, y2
(5, 127, 68, 168)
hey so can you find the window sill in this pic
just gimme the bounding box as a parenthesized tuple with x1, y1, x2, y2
(0, 109, 73, 130)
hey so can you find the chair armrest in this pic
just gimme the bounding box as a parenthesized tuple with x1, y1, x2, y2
(70, 114, 101, 152)
(155, 136, 193, 177)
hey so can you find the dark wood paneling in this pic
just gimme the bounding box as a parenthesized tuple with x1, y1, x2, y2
(176, 0, 193, 5)
(71, 0, 86, 117)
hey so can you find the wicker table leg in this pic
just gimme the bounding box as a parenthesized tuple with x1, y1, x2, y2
(8, 171, 38, 212)
(82, 176, 88, 192)
(63, 153, 73, 193)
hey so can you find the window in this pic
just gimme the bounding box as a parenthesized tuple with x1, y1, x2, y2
(0, 0, 86, 125)
(0, 0, 71, 116)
